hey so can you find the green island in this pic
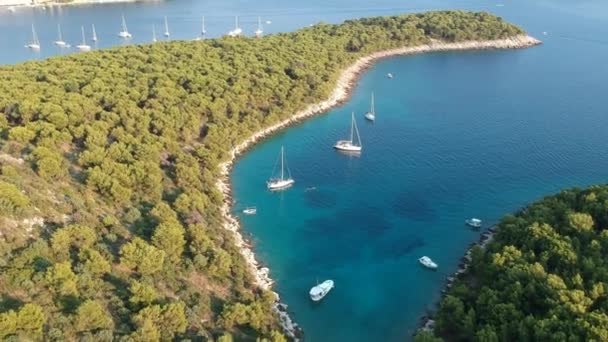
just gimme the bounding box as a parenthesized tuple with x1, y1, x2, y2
(417, 186, 608, 341)
(0, 11, 526, 340)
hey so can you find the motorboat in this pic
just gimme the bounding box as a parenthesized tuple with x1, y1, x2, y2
(465, 218, 482, 228)
(310, 280, 334, 301)
(243, 207, 257, 215)
(419, 256, 438, 269)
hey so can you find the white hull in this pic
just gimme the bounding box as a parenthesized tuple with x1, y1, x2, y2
(465, 218, 482, 228)
(54, 41, 67, 47)
(267, 178, 294, 191)
(76, 45, 91, 51)
(243, 208, 257, 215)
(310, 280, 334, 301)
(419, 256, 438, 269)
(364, 112, 375, 121)
(334, 140, 362, 152)
(25, 44, 40, 50)
(119, 31, 132, 38)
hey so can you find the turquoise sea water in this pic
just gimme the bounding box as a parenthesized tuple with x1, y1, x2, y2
(3, 0, 608, 340)
(229, 1, 608, 341)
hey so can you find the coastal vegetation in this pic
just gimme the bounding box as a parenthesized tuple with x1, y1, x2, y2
(420, 186, 608, 341)
(0, 11, 525, 340)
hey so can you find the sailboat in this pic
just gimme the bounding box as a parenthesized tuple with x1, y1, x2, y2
(255, 16, 263, 37)
(164, 16, 170, 37)
(25, 24, 41, 50)
(118, 14, 132, 38)
(227, 15, 242, 37)
(54, 24, 67, 47)
(76, 26, 91, 51)
(193, 16, 206, 41)
(152, 25, 157, 42)
(91, 24, 98, 42)
(267, 146, 295, 191)
(334, 112, 362, 152)
(364, 92, 376, 121)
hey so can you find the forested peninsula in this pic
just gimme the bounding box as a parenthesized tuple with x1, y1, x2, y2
(0, 11, 531, 340)
(417, 186, 608, 341)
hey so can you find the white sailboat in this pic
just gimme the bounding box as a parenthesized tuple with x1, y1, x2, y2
(152, 25, 157, 42)
(164, 16, 170, 37)
(227, 15, 242, 37)
(364, 92, 376, 121)
(54, 24, 67, 47)
(91, 24, 98, 42)
(267, 146, 295, 191)
(201, 16, 207, 36)
(310, 280, 334, 301)
(25, 24, 41, 50)
(118, 14, 132, 38)
(76, 26, 91, 51)
(334, 112, 362, 152)
(255, 16, 263, 37)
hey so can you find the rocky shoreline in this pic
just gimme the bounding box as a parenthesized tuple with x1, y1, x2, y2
(215, 34, 541, 340)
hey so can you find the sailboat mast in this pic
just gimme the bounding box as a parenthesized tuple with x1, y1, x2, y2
(280, 146, 284, 181)
(57, 24, 62, 41)
(202, 16, 206, 35)
(371, 92, 375, 114)
(32, 24, 37, 44)
(81, 26, 86, 45)
(350, 113, 355, 143)
(122, 15, 128, 31)
(92, 24, 97, 41)
(235, 15, 239, 30)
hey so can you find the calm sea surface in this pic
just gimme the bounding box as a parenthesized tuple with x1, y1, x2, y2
(3, 0, 608, 341)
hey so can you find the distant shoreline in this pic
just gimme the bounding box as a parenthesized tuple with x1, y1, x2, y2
(0, 0, 152, 8)
(215, 34, 541, 340)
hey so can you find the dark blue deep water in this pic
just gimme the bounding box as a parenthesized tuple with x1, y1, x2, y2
(3, 0, 608, 340)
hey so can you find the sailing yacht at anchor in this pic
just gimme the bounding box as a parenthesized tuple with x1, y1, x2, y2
(334, 112, 362, 152)
(164, 16, 170, 37)
(118, 14, 132, 38)
(25, 24, 40, 50)
(227, 15, 242, 37)
(91, 24, 98, 42)
(267, 146, 295, 191)
(54, 24, 67, 47)
(255, 16, 263, 37)
(76, 26, 91, 51)
(364, 92, 376, 121)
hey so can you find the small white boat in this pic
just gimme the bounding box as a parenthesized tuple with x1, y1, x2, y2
(255, 16, 263, 37)
(76, 26, 91, 51)
(243, 207, 257, 215)
(91, 24, 98, 42)
(310, 280, 334, 301)
(164, 16, 170, 37)
(465, 218, 482, 228)
(386, 73, 393, 79)
(227, 15, 242, 37)
(364, 92, 376, 121)
(419, 256, 438, 269)
(7, 6, 15, 13)
(54, 24, 67, 47)
(265, 20, 272, 24)
(25, 24, 41, 50)
(267, 146, 295, 191)
(118, 14, 132, 38)
(334, 112, 362, 152)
